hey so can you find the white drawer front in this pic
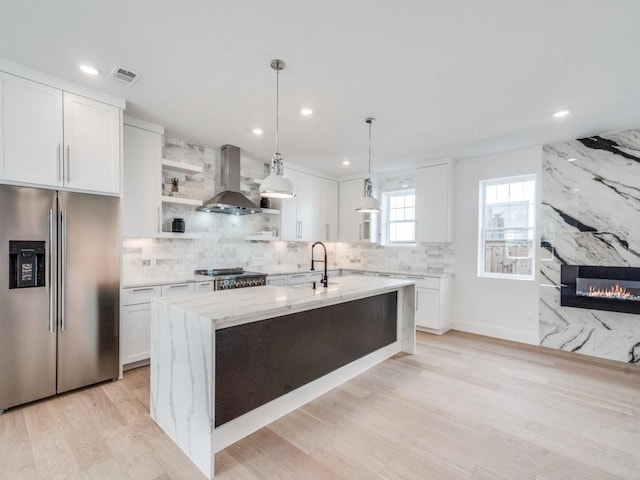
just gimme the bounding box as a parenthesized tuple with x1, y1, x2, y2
(396, 275, 440, 290)
(195, 281, 213, 293)
(374, 272, 396, 279)
(161, 282, 196, 296)
(121, 285, 161, 305)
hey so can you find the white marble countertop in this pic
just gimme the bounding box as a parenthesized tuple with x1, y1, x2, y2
(123, 267, 452, 288)
(262, 267, 453, 278)
(122, 275, 213, 289)
(341, 267, 453, 278)
(152, 275, 415, 330)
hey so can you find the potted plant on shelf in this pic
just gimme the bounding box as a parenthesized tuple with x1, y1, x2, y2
(170, 177, 179, 196)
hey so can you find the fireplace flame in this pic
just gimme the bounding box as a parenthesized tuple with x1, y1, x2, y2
(587, 283, 632, 300)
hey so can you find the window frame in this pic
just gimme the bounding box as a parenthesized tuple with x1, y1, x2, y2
(478, 174, 536, 281)
(382, 189, 416, 245)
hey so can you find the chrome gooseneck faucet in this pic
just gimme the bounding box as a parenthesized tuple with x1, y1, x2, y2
(311, 241, 328, 289)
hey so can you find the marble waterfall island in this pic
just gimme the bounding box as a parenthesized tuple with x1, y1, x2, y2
(150, 275, 415, 479)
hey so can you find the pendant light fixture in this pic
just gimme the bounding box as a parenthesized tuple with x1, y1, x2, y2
(259, 59, 296, 199)
(356, 117, 381, 213)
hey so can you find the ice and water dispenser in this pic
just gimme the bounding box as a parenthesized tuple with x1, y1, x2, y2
(9, 240, 45, 289)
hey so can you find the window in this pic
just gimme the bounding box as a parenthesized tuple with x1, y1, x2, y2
(383, 190, 415, 244)
(479, 175, 536, 279)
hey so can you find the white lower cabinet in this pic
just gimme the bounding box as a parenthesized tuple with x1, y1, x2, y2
(397, 275, 452, 334)
(267, 275, 287, 286)
(122, 281, 204, 369)
(121, 285, 161, 367)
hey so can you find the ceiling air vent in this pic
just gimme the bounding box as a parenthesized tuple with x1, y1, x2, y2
(109, 67, 141, 86)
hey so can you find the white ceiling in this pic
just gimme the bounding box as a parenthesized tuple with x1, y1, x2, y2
(1, 0, 639, 178)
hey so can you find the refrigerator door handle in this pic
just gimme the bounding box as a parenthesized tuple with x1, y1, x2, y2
(60, 209, 67, 332)
(48, 209, 56, 333)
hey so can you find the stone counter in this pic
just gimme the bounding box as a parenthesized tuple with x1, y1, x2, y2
(150, 275, 415, 479)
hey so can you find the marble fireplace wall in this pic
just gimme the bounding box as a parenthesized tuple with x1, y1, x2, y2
(540, 129, 640, 363)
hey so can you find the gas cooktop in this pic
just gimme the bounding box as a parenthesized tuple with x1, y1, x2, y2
(194, 268, 267, 290)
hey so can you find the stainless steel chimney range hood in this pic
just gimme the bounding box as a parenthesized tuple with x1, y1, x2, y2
(197, 144, 262, 215)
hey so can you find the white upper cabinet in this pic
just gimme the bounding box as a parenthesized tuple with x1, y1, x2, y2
(415, 159, 453, 243)
(338, 178, 377, 243)
(280, 169, 338, 242)
(0, 72, 63, 186)
(122, 120, 163, 237)
(63, 93, 120, 194)
(317, 176, 338, 241)
(279, 168, 301, 240)
(0, 70, 122, 195)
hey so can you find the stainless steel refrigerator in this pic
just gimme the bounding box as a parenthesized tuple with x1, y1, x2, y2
(0, 185, 119, 412)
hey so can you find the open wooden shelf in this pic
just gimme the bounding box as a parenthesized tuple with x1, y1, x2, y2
(161, 195, 203, 206)
(161, 159, 204, 174)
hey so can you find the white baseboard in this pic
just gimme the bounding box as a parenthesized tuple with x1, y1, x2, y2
(452, 320, 539, 345)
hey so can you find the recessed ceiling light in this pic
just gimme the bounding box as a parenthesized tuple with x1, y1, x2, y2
(573, 188, 580, 192)
(300, 108, 313, 116)
(567, 158, 576, 162)
(252, 128, 263, 135)
(79, 65, 99, 76)
(553, 110, 571, 118)
(342, 160, 350, 166)
(402, 184, 409, 188)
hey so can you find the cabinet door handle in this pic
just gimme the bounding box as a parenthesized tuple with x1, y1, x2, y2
(359, 224, 362, 241)
(326, 223, 330, 240)
(296, 221, 302, 239)
(57, 144, 62, 183)
(65, 145, 70, 183)
(131, 287, 155, 292)
(169, 284, 189, 289)
(157, 207, 162, 233)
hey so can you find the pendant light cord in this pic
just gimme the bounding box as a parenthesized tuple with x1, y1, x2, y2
(275, 65, 279, 154)
(368, 120, 372, 174)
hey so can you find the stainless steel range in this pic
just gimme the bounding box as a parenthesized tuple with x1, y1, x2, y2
(194, 268, 267, 290)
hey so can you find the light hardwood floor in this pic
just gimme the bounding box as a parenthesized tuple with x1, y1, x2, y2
(1, 331, 639, 479)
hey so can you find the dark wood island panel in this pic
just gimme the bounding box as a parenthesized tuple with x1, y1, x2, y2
(215, 291, 398, 426)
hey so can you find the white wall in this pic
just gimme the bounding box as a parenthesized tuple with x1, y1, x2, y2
(452, 146, 542, 344)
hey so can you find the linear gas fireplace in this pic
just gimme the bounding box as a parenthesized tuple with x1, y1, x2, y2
(561, 265, 640, 314)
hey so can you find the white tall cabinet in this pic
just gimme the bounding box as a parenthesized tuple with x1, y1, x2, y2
(280, 168, 338, 241)
(415, 159, 454, 242)
(122, 118, 164, 237)
(0, 70, 122, 195)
